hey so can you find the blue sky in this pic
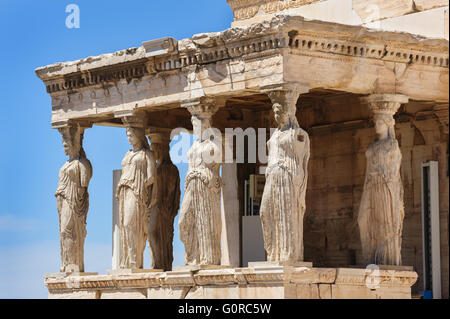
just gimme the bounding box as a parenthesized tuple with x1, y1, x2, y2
(0, 0, 233, 298)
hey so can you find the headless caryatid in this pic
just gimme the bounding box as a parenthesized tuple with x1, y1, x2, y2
(358, 95, 408, 266)
(260, 88, 310, 263)
(147, 131, 180, 271)
(117, 123, 156, 269)
(55, 125, 92, 273)
(179, 100, 222, 265)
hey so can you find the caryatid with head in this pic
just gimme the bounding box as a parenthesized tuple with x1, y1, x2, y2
(260, 86, 310, 263)
(55, 124, 92, 273)
(358, 94, 408, 266)
(179, 98, 223, 265)
(116, 117, 156, 269)
(147, 130, 180, 271)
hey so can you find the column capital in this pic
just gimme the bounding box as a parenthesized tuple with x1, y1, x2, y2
(114, 110, 147, 128)
(261, 82, 309, 100)
(52, 119, 92, 130)
(362, 94, 409, 116)
(261, 83, 309, 115)
(145, 127, 172, 144)
(181, 96, 224, 119)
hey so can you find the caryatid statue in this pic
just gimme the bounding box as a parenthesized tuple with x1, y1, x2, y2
(116, 118, 157, 269)
(260, 86, 310, 263)
(55, 124, 92, 273)
(147, 130, 181, 271)
(179, 99, 223, 265)
(358, 94, 408, 266)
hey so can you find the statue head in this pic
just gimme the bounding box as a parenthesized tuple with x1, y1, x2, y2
(126, 127, 150, 150)
(148, 133, 170, 163)
(273, 102, 298, 128)
(364, 94, 407, 140)
(191, 114, 212, 141)
(374, 113, 396, 139)
(273, 102, 288, 125)
(59, 126, 86, 159)
(186, 100, 218, 141)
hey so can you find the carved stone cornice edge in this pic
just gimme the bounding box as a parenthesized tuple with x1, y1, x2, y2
(44, 267, 418, 293)
(334, 268, 418, 288)
(36, 16, 449, 96)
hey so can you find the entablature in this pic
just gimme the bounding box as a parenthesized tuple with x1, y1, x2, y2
(35, 15, 449, 127)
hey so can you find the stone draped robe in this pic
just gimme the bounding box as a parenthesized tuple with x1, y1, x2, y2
(358, 138, 404, 265)
(260, 127, 310, 262)
(117, 148, 156, 269)
(179, 139, 222, 265)
(55, 157, 92, 272)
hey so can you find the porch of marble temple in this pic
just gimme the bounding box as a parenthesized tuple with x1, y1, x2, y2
(36, 11, 448, 298)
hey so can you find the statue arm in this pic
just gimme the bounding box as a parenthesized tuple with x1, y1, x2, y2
(394, 143, 402, 178)
(174, 173, 181, 215)
(79, 159, 93, 188)
(385, 140, 402, 182)
(145, 151, 156, 187)
(210, 141, 223, 165)
(146, 151, 157, 208)
(299, 132, 310, 209)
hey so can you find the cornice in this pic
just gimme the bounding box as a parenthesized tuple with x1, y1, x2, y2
(35, 15, 449, 96)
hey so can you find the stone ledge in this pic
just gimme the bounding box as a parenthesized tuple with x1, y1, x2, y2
(414, 0, 448, 12)
(335, 268, 418, 287)
(107, 269, 164, 275)
(45, 266, 418, 299)
(353, 0, 449, 24)
(353, 0, 415, 23)
(44, 272, 98, 280)
(248, 261, 313, 268)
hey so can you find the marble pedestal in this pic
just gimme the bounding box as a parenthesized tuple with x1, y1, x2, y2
(45, 265, 418, 299)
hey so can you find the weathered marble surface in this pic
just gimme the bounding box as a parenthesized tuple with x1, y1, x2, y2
(260, 86, 310, 262)
(358, 94, 408, 266)
(35, 0, 449, 300)
(117, 124, 156, 269)
(227, 0, 323, 22)
(413, 0, 448, 12)
(45, 266, 418, 299)
(179, 99, 223, 265)
(147, 131, 180, 271)
(353, 0, 415, 23)
(35, 15, 449, 129)
(56, 125, 92, 273)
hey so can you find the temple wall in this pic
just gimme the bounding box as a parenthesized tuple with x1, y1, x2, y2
(230, 0, 449, 40)
(260, 94, 449, 298)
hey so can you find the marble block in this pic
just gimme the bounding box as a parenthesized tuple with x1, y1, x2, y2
(107, 269, 164, 275)
(248, 261, 313, 268)
(45, 266, 418, 299)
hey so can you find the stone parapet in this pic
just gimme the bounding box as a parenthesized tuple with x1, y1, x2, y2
(45, 266, 418, 299)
